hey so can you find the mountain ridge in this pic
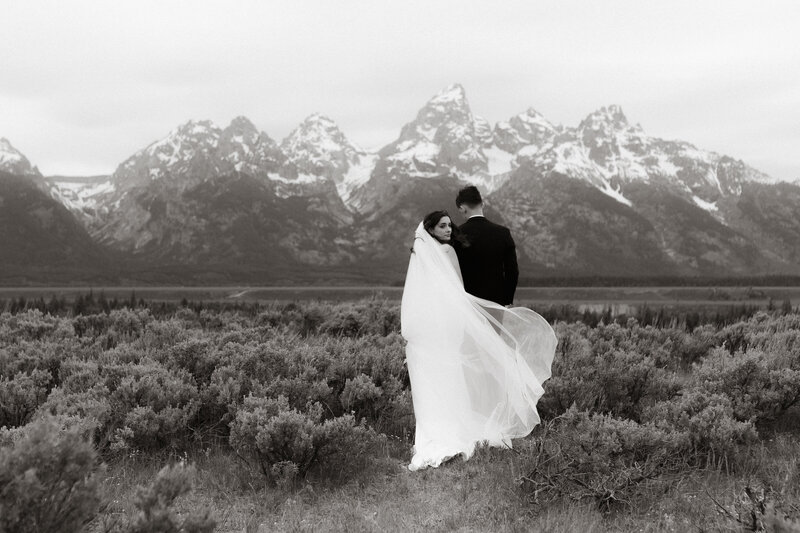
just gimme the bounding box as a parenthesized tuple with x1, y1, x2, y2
(3, 84, 799, 284)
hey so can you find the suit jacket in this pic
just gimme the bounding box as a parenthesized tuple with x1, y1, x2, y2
(455, 216, 519, 306)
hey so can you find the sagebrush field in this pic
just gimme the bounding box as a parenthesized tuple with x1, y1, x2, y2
(1, 294, 799, 532)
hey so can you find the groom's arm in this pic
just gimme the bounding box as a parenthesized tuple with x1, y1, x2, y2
(503, 229, 519, 305)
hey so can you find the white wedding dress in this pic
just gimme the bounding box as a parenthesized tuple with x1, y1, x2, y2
(401, 222, 557, 471)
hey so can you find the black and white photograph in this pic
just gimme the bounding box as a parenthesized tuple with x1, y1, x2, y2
(2, 1, 799, 531)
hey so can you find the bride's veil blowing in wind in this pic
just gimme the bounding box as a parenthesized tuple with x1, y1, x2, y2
(401, 222, 557, 471)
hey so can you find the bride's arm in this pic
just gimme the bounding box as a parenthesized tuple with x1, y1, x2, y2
(443, 244, 463, 284)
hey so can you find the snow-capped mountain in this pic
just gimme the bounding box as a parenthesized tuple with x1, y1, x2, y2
(66, 115, 358, 272)
(46, 176, 114, 220)
(0, 138, 41, 177)
(349, 84, 508, 212)
(381, 83, 493, 177)
(4, 83, 800, 283)
(278, 113, 377, 206)
(491, 103, 793, 276)
(0, 144, 113, 282)
(510, 104, 777, 215)
(114, 117, 285, 189)
(0, 139, 108, 224)
(494, 107, 558, 154)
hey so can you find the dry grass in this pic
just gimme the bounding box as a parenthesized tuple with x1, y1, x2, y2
(87, 426, 800, 533)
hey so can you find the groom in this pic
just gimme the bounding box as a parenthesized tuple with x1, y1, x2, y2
(454, 185, 519, 306)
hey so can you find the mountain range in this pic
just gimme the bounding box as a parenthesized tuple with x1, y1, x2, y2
(2, 84, 799, 286)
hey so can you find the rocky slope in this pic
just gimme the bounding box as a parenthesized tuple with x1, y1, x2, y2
(0, 169, 115, 283)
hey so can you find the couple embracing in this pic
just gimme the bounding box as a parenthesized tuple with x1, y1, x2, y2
(401, 185, 557, 471)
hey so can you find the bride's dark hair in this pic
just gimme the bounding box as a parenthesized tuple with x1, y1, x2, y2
(422, 210, 468, 247)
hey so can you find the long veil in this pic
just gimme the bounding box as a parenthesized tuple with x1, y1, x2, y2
(401, 222, 557, 471)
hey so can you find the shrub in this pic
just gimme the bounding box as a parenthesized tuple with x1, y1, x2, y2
(58, 359, 102, 393)
(73, 313, 114, 339)
(340, 373, 383, 418)
(591, 349, 680, 420)
(695, 347, 800, 423)
(317, 300, 401, 338)
(669, 323, 718, 367)
(0, 340, 65, 383)
(162, 338, 219, 386)
(643, 389, 757, 466)
(198, 309, 226, 330)
(519, 407, 689, 511)
(109, 365, 201, 451)
(323, 334, 408, 400)
(0, 369, 52, 427)
(321, 310, 364, 337)
(300, 305, 326, 336)
(0, 309, 62, 342)
(36, 385, 114, 447)
(108, 308, 153, 340)
(230, 394, 379, 483)
(537, 322, 679, 421)
(139, 317, 191, 352)
(0, 416, 102, 533)
(105, 462, 215, 533)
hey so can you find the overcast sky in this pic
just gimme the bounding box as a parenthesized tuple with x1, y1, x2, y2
(2, 0, 798, 180)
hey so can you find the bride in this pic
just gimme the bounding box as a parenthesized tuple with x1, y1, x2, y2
(401, 210, 557, 471)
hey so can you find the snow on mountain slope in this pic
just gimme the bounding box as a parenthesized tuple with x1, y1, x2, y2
(381, 83, 489, 178)
(494, 108, 557, 154)
(502, 104, 777, 211)
(0, 138, 40, 177)
(113, 117, 284, 189)
(47, 177, 115, 216)
(279, 113, 378, 205)
(340, 152, 378, 204)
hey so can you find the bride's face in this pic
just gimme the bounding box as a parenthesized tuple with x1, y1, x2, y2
(429, 216, 452, 242)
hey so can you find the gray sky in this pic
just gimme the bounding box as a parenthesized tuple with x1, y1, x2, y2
(2, 0, 798, 180)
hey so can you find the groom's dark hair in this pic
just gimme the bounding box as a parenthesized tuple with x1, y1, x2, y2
(456, 185, 482, 208)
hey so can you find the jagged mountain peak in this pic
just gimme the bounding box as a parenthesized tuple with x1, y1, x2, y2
(404, 84, 475, 135)
(280, 112, 364, 189)
(417, 83, 472, 118)
(283, 113, 351, 148)
(473, 116, 494, 148)
(220, 116, 264, 148)
(0, 137, 41, 177)
(348, 84, 488, 211)
(219, 117, 283, 176)
(282, 113, 354, 151)
(130, 119, 223, 166)
(579, 105, 634, 132)
(521, 107, 551, 122)
(300, 112, 337, 127)
(225, 116, 259, 135)
(428, 83, 468, 106)
(378, 83, 486, 177)
(113, 116, 285, 187)
(493, 107, 558, 154)
(169, 119, 222, 140)
(0, 137, 16, 154)
(412, 84, 474, 130)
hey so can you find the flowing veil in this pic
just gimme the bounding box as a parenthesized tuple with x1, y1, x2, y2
(401, 222, 557, 471)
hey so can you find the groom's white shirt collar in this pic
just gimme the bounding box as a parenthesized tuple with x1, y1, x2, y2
(467, 214, 485, 219)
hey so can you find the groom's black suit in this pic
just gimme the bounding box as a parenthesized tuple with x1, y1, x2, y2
(455, 216, 519, 306)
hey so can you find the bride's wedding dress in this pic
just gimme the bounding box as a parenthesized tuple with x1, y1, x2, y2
(401, 223, 557, 471)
